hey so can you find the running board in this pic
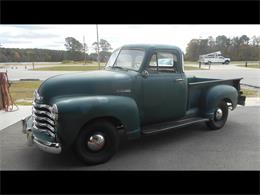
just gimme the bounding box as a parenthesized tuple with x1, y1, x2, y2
(142, 117, 209, 135)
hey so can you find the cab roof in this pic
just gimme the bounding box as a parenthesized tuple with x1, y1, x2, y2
(121, 44, 183, 53)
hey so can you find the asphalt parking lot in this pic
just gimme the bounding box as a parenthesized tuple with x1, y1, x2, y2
(0, 106, 259, 170)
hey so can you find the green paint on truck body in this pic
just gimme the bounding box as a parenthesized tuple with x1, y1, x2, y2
(28, 44, 245, 148)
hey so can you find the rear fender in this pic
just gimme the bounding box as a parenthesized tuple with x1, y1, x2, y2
(202, 85, 238, 118)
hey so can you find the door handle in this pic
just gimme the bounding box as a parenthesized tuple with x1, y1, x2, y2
(175, 78, 184, 82)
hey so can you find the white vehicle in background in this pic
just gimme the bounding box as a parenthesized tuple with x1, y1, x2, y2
(199, 51, 231, 65)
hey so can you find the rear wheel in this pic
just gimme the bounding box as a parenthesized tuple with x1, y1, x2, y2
(206, 101, 228, 130)
(74, 120, 119, 165)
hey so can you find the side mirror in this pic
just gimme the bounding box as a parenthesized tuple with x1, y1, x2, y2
(141, 70, 149, 78)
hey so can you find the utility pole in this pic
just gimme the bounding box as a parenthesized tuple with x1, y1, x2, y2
(96, 24, 100, 69)
(83, 36, 86, 65)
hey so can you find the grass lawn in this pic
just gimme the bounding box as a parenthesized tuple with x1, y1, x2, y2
(240, 87, 259, 97)
(231, 61, 260, 69)
(184, 61, 197, 64)
(237, 64, 260, 69)
(9, 81, 42, 105)
(52, 61, 106, 66)
(64, 61, 106, 66)
(184, 66, 204, 70)
(231, 61, 260, 65)
(33, 66, 105, 71)
(0, 61, 106, 68)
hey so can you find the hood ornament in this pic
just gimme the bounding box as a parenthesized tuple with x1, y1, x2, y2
(34, 90, 43, 101)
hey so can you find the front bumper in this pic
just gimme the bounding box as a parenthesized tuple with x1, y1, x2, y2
(22, 116, 62, 154)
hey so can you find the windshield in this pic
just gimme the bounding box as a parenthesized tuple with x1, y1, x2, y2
(106, 49, 145, 71)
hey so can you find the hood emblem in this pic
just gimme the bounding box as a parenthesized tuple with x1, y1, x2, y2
(116, 89, 131, 93)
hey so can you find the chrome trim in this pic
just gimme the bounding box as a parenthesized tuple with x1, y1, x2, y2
(33, 124, 56, 138)
(34, 90, 43, 101)
(33, 136, 62, 154)
(33, 102, 53, 111)
(32, 113, 55, 125)
(22, 116, 32, 134)
(33, 120, 55, 131)
(116, 89, 131, 93)
(143, 118, 209, 135)
(215, 108, 223, 120)
(32, 107, 54, 119)
(87, 134, 106, 151)
(27, 130, 34, 146)
(22, 117, 27, 134)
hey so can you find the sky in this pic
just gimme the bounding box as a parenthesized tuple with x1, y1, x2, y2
(0, 25, 259, 53)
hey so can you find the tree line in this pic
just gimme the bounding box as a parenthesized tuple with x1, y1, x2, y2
(0, 37, 113, 63)
(185, 35, 260, 61)
(1, 35, 259, 62)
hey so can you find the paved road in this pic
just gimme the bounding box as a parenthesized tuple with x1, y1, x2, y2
(0, 106, 259, 170)
(2, 64, 260, 88)
(1, 69, 79, 81)
(186, 64, 260, 88)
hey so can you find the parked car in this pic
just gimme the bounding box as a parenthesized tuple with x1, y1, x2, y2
(199, 51, 230, 64)
(23, 44, 246, 165)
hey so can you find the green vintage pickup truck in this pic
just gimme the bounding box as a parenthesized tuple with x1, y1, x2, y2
(23, 44, 246, 165)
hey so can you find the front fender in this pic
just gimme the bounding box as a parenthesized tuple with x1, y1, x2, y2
(52, 95, 141, 147)
(203, 85, 238, 118)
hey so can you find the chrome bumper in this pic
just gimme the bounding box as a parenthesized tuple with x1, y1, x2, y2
(22, 116, 62, 154)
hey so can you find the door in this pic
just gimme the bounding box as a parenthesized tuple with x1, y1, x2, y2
(142, 51, 186, 125)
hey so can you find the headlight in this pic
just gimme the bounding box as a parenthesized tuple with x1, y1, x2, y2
(51, 104, 59, 121)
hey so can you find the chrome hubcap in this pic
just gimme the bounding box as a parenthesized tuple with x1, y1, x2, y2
(215, 108, 223, 120)
(87, 134, 105, 151)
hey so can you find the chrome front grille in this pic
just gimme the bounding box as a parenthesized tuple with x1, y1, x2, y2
(32, 101, 56, 137)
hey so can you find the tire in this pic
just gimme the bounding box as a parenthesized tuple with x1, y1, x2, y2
(206, 101, 228, 130)
(208, 61, 212, 65)
(74, 120, 119, 165)
(225, 60, 230, 64)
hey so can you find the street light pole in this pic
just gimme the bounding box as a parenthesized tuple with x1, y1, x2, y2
(96, 24, 100, 69)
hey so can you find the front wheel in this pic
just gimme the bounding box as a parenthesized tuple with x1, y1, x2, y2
(206, 101, 228, 130)
(74, 120, 119, 165)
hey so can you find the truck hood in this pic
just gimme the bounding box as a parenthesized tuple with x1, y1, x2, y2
(38, 70, 134, 104)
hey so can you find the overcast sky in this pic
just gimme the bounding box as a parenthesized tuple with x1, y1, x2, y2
(0, 25, 259, 53)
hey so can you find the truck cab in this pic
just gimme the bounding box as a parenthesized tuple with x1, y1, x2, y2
(23, 44, 245, 165)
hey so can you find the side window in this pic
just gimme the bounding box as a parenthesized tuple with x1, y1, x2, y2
(147, 54, 158, 72)
(157, 52, 177, 73)
(147, 52, 178, 73)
